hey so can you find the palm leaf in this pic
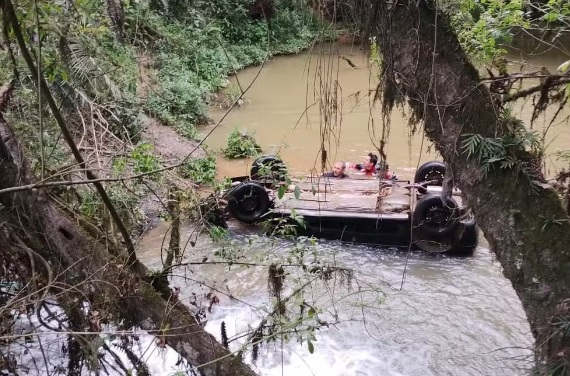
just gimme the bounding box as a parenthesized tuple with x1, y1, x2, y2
(67, 40, 98, 85)
(66, 39, 124, 100)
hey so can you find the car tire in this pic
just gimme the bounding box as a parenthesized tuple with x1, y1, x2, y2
(412, 194, 464, 253)
(226, 182, 270, 224)
(414, 161, 446, 186)
(250, 155, 288, 186)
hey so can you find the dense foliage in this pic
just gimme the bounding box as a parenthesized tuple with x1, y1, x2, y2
(0, 0, 328, 230)
(0, 4, 331, 371)
(128, 0, 327, 131)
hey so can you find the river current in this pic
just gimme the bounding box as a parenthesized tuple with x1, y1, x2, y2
(139, 222, 533, 375)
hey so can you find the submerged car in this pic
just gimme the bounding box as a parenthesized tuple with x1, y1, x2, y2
(224, 156, 479, 256)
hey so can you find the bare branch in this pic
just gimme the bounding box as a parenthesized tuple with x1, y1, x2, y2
(503, 77, 570, 103)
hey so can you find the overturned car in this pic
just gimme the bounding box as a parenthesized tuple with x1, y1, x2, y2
(223, 156, 478, 256)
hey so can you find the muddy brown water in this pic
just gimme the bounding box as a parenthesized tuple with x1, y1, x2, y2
(204, 43, 569, 180)
(137, 43, 570, 375)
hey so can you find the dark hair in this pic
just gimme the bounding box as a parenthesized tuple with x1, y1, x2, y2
(368, 152, 378, 165)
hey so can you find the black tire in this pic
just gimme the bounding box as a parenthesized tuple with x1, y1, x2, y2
(412, 194, 464, 253)
(250, 155, 288, 186)
(447, 214, 478, 256)
(414, 161, 446, 186)
(226, 182, 270, 224)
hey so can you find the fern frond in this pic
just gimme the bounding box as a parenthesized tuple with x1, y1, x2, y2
(520, 163, 543, 196)
(499, 158, 516, 170)
(113, 341, 151, 376)
(481, 162, 491, 177)
(486, 156, 503, 164)
(65, 38, 124, 100)
(67, 40, 98, 85)
(461, 133, 482, 158)
(462, 114, 545, 191)
(51, 79, 89, 111)
(479, 138, 504, 161)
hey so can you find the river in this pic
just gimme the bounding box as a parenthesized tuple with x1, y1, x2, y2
(204, 42, 570, 180)
(138, 223, 533, 375)
(137, 42, 570, 375)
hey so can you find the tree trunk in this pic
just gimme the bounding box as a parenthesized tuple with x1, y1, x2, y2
(372, 0, 570, 371)
(164, 186, 181, 272)
(0, 83, 256, 376)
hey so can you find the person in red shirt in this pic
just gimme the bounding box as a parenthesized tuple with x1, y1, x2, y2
(377, 160, 395, 180)
(350, 152, 379, 176)
(349, 153, 395, 180)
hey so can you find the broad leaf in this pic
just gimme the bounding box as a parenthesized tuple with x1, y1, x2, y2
(278, 184, 286, 199)
(307, 340, 314, 354)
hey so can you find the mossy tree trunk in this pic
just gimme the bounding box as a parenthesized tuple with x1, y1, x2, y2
(371, 0, 570, 371)
(0, 84, 256, 376)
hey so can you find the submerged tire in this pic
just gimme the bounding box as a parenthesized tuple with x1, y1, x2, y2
(414, 161, 446, 186)
(250, 155, 288, 186)
(226, 182, 270, 224)
(447, 214, 479, 256)
(412, 194, 464, 253)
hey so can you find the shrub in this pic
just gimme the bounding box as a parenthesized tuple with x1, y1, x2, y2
(178, 155, 217, 185)
(222, 128, 262, 159)
(106, 100, 144, 143)
(131, 142, 161, 174)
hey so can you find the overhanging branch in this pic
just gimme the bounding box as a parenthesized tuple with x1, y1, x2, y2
(503, 77, 570, 103)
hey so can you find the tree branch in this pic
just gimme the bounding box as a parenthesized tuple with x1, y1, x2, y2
(503, 77, 570, 103)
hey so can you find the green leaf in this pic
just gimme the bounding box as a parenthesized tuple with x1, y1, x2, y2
(559, 60, 570, 73)
(278, 184, 286, 199)
(295, 215, 306, 229)
(308, 307, 315, 317)
(294, 185, 301, 200)
(307, 339, 314, 354)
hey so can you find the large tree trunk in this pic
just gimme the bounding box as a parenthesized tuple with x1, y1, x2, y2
(371, 0, 570, 371)
(0, 83, 257, 376)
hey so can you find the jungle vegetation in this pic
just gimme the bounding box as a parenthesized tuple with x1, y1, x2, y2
(0, 0, 570, 375)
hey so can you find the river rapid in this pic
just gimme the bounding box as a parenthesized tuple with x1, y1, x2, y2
(138, 223, 532, 376)
(137, 42, 570, 375)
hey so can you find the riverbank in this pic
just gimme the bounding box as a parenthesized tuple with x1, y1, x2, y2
(126, 7, 338, 239)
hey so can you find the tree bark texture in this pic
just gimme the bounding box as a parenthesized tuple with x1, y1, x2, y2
(372, 0, 570, 370)
(0, 84, 256, 376)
